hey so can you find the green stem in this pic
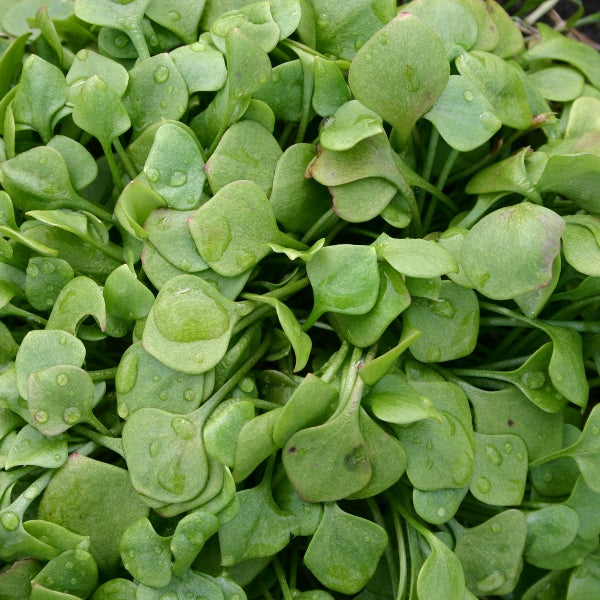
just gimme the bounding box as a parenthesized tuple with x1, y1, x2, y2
(206, 329, 273, 406)
(72, 425, 124, 457)
(272, 555, 293, 600)
(419, 128, 439, 211)
(113, 137, 138, 180)
(392, 507, 408, 600)
(301, 209, 339, 244)
(423, 148, 459, 233)
(88, 367, 118, 382)
(0, 304, 47, 326)
(368, 497, 399, 599)
(320, 341, 350, 383)
(101, 140, 124, 193)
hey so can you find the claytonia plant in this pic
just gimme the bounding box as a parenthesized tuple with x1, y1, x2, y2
(1, 0, 600, 598)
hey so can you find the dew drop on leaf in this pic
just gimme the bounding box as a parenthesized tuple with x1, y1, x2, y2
(56, 373, 69, 387)
(154, 66, 170, 84)
(191, 42, 206, 52)
(146, 167, 160, 183)
(463, 90, 474, 102)
(476, 476, 491, 494)
(114, 34, 129, 48)
(485, 445, 503, 466)
(34, 410, 49, 423)
(63, 406, 82, 424)
(521, 371, 546, 389)
(504, 441, 513, 454)
(477, 571, 506, 593)
(149, 440, 159, 457)
(0, 512, 20, 531)
(168, 171, 187, 187)
(167, 9, 181, 21)
(170, 416, 196, 440)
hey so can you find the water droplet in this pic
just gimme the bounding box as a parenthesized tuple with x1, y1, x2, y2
(167, 9, 181, 20)
(27, 263, 39, 277)
(152, 374, 162, 382)
(184, 389, 196, 401)
(191, 41, 206, 52)
(425, 440, 433, 450)
(166, 85, 173, 93)
(239, 377, 255, 393)
(516, 451, 525, 461)
(34, 410, 49, 423)
(55, 372, 69, 387)
(477, 571, 506, 593)
(479, 111, 499, 132)
(412, 437, 421, 445)
(112, 33, 129, 48)
(65, 561, 74, 569)
(169, 171, 187, 187)
(39, 156, 47, 165)
(171, 417, 196, 440)
(543, 472, 553, 483)
(0, 512, 19, 531)
(592, 426, 600, 436)
(23, 485, 38, 500)
(259, 73, 269, 84)
(437, 507, 446, 517)
(40, 260, 55, 273)
(426, 345, 442, 362)
(146, 167, 161, 183)
(58, 335, 67, 345)
(522, 371, 546, 390)
(463, 90, 474, 102)
(553, 372, 564, 383)
(148, 35, 159, 47)
(431, 299, 456, 318)
(149, 440, 159, 457)
(63, 406, 82, 425)
(154, 66, 170, 84)
(160, 100, 168, 109)
(157, 461, 186, 495)
(78, 49, 89, 61)
(486, 445, 503, 466)
(53, 453, 62, 462)
(272, 72, 280, 83)
(234, 90, 244, 99)
(154, 545, 163, 554)
(21, 438, 31, 447)
(364, 536, 371, 543)
(503, 441, 513, 454)
(491, 523, 502, 533)
(476, 476, 491, 494)
(159, 390, 168, 401)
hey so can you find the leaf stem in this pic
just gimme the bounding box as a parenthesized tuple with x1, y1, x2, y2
(368, 496, 399, 599)
(272, 555, 293, 600)
(101, 140, 124, 193)
(113, 137, 138, 180)
(300, 209, 339, 244)
(88, 367, 118, 382)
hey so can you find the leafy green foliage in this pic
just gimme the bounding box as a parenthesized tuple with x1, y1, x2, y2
(1, 0, 599, 596)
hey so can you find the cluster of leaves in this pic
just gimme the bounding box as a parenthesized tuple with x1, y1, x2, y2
(0, 0, 600, 598)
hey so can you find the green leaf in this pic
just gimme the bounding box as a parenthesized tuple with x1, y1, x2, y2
(319, 100, 384, 151)
(375, 234, 458, 279)
(205, 120, 282, 195)
(25, 257, 74, 313)
(32, 549, 98, 598)
(5, 425, 67, 470)
(461, 202, 564, 300)
(416, 533, 466, 600)
(114, 180, 166, 240)
(73, 75, 131, 149)
(304, 244, 379, 329)
(454, 510, 527, 596)
(144, 123, 206, 210)
(120, 518, 172, 587)
(146, 0, 205, 44)
(403, 281, 479, 362)
(74, 0, 152, 60)
(66, 48, 129, 99)
(37, 455, 149, 572)
(189, 180, 305, 278)
(170, 40, 227, 92)
(218, 472, 292, 565)
(15, 329, 85, 400)
(424, 74, 502, 152)
(122, 53, 188, 132)
(469, 431, 528, 506)
(304, 502, 388, 594)
(456, 50, 531, 130)
(47, 136, 98, 192)
(142, 274, 247, 374)
(12, 55, 67, 143)
(348, 12, 449, 147)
